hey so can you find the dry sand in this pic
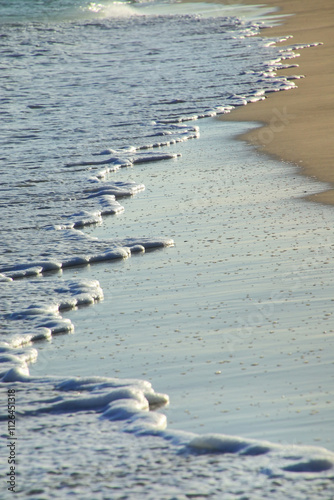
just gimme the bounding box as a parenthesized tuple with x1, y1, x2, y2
(222, 0, 334, 205)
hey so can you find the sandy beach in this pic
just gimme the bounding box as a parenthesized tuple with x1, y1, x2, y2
(223, 0, 334, 205)
(2, 0, 334, 497)
(30, 116, 334, 450)
(2, 3, 334, 496)
(20, 0, 333, 452)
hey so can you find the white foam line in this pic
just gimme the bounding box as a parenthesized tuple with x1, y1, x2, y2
(1, 237, 174, 280)
(1, 366, 333, 476)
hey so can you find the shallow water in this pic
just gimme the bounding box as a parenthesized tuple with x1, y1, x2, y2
(1, 1, 334, 497)
(31, 117, 334, 450)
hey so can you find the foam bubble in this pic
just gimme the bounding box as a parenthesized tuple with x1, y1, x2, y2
(282, 458, 334, 473)
(187, 433, 275, 454)
(85, 180, 145, 198)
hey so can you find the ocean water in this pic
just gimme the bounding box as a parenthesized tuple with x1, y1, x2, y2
(1, 0, 334, 498)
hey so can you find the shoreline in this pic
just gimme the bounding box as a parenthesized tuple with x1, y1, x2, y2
(222, 0, 334, 205)
(30, 118, 334, 450)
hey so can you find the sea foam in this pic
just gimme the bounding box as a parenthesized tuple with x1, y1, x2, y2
(1, 4, 331, 498)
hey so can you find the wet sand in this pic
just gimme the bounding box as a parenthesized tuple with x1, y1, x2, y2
(223, 0, 334, 205)
(30, 118, 334, 450)
(26, 0, 334, 452)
